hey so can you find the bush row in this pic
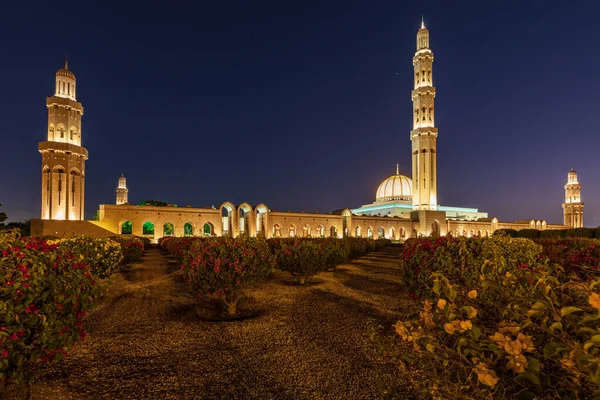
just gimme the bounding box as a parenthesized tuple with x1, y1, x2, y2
(0, 230, 99, 389)
(160, 237, 391, 313)
(495, 227, 600, 239)
(385, 234, 600, 398)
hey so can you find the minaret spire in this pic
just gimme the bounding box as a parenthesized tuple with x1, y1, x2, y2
(65, 55, 69, 70)
(396, 163, 399, 175)
(410, 19, 438, 211)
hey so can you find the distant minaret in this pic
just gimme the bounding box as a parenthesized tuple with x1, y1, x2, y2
(116, 174, 129, 205)
(562, 169, 584, 228)
(411, 17, 438, 211)
(39, 59, 87, 220)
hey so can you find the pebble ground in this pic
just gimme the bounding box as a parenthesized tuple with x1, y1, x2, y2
(19, 246, 415, 399)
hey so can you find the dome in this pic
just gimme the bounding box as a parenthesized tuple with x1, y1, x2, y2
(375, 166, 413, 202)
(56, 59, 75, 80)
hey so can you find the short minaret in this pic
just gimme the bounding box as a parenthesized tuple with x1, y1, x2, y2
(562, 169, 584, 228)
(116, 174, 129, 205)
(39, 59, 88, 220)
(410, 17, 438, 211)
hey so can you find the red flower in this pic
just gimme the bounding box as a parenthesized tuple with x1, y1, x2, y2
(1, 349, 8, 357)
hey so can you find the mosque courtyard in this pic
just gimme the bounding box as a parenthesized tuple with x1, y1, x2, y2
(19, 246, 417, 400)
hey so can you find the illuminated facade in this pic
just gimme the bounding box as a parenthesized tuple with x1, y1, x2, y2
(39, 60, 87, 220)
(32, 23, 574, 239)
(116, 175, 129, 205)
(562, 169, 584, 228)
(411, 18, 438, 211)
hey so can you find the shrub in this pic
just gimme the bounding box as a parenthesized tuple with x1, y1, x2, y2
(536, 238, 600, 280)
(274, 239, 328, 284)
(566, 227, 595, 238)
(374, 238, 392, 251)
(0, 230, 99, 389)
(540, 229, 567, 239)
(320, 238, 351, 270)
(400, 235, 546, 297)
(182, 238, 275, 315)
(137, 236, 151, 249)
(110, 236, 145, 265)
(493, 229, 517, 237)
(346, 237, 369, 260)
(515, 229, 540, 239)
(47, 236, 123, 279)
(381, 271, 600, 399)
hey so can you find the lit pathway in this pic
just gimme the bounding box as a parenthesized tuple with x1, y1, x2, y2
(26, 246, 415, 399)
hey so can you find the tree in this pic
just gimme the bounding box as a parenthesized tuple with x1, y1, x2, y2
(140, 200, 168, 207)
(0, 203, 7, 224)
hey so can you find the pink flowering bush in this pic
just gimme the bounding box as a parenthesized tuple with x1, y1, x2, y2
(0, 230, 98, 390)
(536, 238, 600, 280)
(46, 236, 123, 279)
(182, 238, 275, 315)
(111, 236, 145, 266)
(273, 239, 328, 284)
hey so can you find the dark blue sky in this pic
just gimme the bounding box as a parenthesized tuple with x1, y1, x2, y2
(1, 1, 598, 226)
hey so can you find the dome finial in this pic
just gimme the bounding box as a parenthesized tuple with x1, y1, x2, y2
(65, 54, 69, 70)
(421, 15, 425, 29)
(396, 163, 399, 175)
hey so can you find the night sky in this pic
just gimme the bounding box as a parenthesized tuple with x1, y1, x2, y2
(1, 1, 598, 226)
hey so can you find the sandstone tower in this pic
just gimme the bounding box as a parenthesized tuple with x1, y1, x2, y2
(39, 60, 88, 220)
(411, 18, 438, 211)
(116, 174, 129, 205)
(562, 169, 584, 228)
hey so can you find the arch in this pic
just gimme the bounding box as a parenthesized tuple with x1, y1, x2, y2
(69, 126, 78, 142)
(238, 202, 252, 236)
(377, 227, 385, 239)
(432, 220, 441, 237)
(367, 226, 373, 239)
(52, 165, 66, 173)
(255, 203, 268, 237)
(56, 124, 66, 141)
(163, 222, 175, 236)
(289, 224, 296, 238)
(48, 124, 55, 140)
(303, 224, 311, 238)
(273, 223, 281, 238)
(341, 209, 352, 217)
(355, 226, 361, 237)
(535, 220, 541, 230)
(478, 230, 483, 237)
(220, 202, 235, 237)
(469, 230, 475, 238)
(316, 225, 324, 238)
(142, 221, 155, 236)
(400, 227, 406, 239)
(388, 227, 395, 240)
(203, 222, 214, 237)
(330, 226, 337, 238)
(485, 230, 490, 238)
(120, 220, 132, 235)
(184, 222, 194, 236)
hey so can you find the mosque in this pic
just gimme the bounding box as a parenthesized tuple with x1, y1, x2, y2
(31, 21, 583, 240)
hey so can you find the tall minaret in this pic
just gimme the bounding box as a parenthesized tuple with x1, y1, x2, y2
(562, 169, 584, 228)
(39, 59, 88, 220)
(116, 174, 129, 205)
(410, 18, 438, 211)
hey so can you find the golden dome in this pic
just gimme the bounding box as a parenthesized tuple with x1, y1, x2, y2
(376, 165, 412, 202)
(56, 59, 75, 79)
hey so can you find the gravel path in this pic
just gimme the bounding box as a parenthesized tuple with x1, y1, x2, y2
(21, 246, 415, 400)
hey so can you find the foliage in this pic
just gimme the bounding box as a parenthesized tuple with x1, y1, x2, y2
(0, 203, 6, 224)
(181, 238, 275, 315)
(516, 229, 540, 239)
(399, 235, 546, 297)
(137, 236, 151, 249)
(0, 220, 30, 237)
(536, 238, 600, 280)
(540, 229, 567, 239)
(383, 271, 600, 399)
(46, 237, 123, 279)
(142, 221, 154, 236)
(272, 239, 329, 284)
(493, 229, 517, 237)
(566, 228, 595, 239)
(0, 230, 99, 389)
(140, 200, 168, 207)
(121, 221, 132, 235)
(110, 236, 145, 265)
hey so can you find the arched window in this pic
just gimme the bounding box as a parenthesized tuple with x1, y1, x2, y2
(143, 221, 154, 236)
(377, 227, 385, 239)
(330, 226, 337, 238)
(355, 226, 361, 237)
(163, 222, 174, 236)
(317, 225, 324, 238)
(203, 222, 214, 237)
(367, 227, 373, 238)
(121, 220, 132, 235)
(273, 224, 281, 238)
(184, 222, 193, 236)
(289, 225, 296, 237)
